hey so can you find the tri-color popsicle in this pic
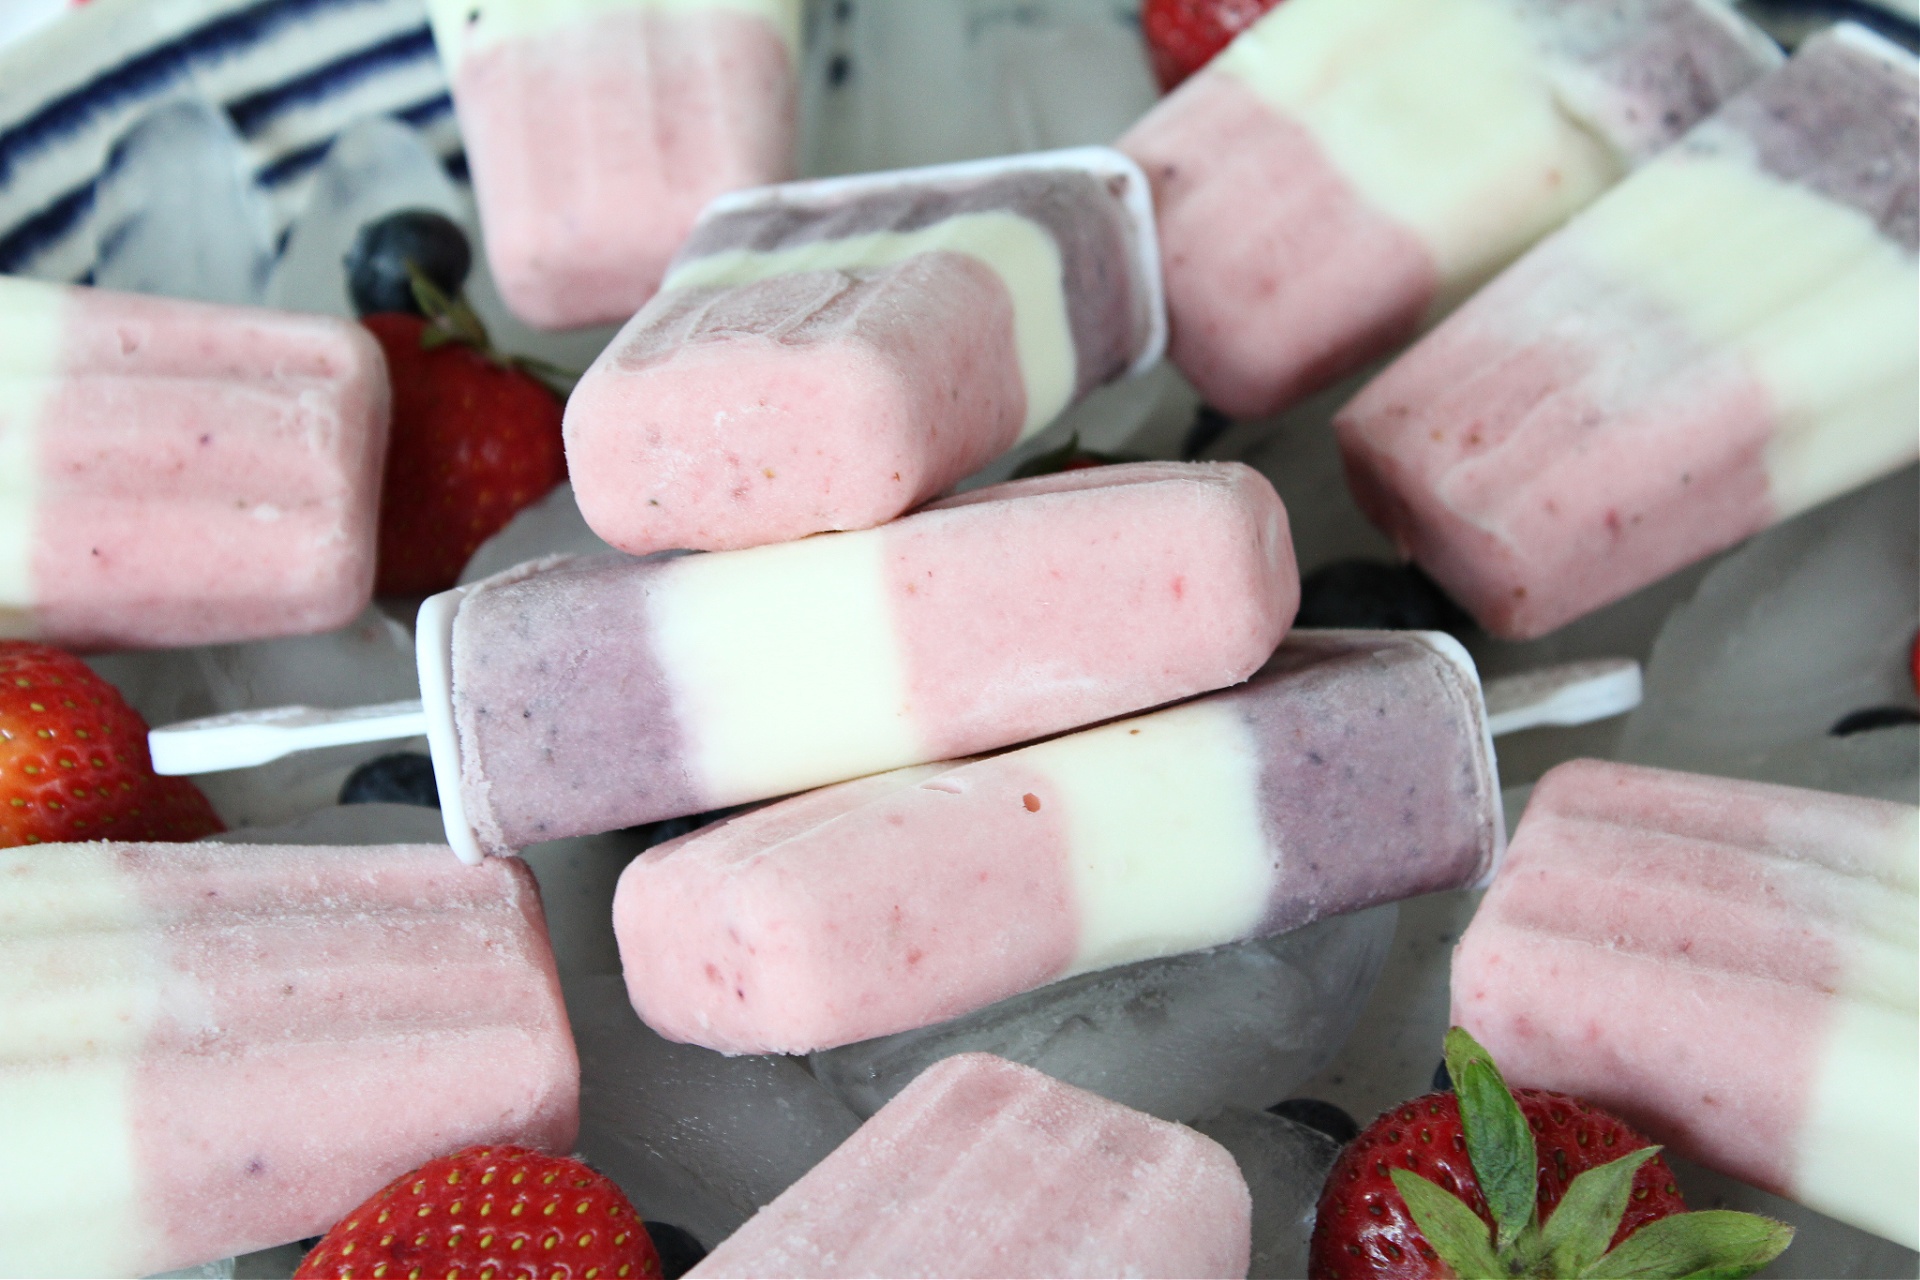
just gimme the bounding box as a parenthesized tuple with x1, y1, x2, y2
(0, 276, 389, 650)
(425, 0, 802, 330)
(0, 840, 578, 1278)
(1337, 26, 1920, 639)
(563, 147, 1164, 554)
(1454, 759, 1919, 1250)
(614, 629, 1501, 1054)
(1119, 0, 1779, 419)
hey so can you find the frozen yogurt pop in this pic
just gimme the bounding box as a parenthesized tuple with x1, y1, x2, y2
(689, 1052, 1252, 1279)
(0, 276, 389, 650)
(425, 0, 801, 329)
(614, 629, 1503, 1055)
(1452, 759, 1919, 1250)
(563, 146, 1164, 554)
(1337, 26, 1920, 639)
(150, 463, 1295, 864)
(0, 839, 578, 1278)
(1118, 0, 1779, 418)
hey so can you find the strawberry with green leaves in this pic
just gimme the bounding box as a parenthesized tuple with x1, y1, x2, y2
(1309, 1028, 1794, 1278)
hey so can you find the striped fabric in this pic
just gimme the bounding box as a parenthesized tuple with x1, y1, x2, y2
(0, 0, 461, 282)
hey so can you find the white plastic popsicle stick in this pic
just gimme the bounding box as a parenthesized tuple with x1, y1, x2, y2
(696, 145, 1169, 379)
(414, 586, 484, 865)
(1482, 659, 1643, 737)
(148, 700, 427, 776)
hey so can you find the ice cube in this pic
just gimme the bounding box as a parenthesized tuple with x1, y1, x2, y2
(459, 483, 616, 585)
(564, 976, 862, 1250)
(1618, 466, 1919, 800)
(266, 116, 468, 319)
(799, 0, 1158, 176)
(1191, 1107, 1342, 1280)
(810, 905, 1398, 1124)
(92, 98, 275, 306)
(87, 606, 422, 831)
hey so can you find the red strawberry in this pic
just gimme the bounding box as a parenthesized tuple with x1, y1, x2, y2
(364, 312, 566, 597)
(0, 642, 223, 847)
(295, 1145, 662, 1280)
(1142, 0, 1284, 92)
(1308, 1028, 1792, 1279)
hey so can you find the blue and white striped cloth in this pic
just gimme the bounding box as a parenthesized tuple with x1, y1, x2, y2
(0, 0, 461, 282)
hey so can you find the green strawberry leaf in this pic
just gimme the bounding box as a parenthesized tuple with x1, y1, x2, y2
(1542, 1145, 1661, 1274)
(1581, 1210, 1794, 1278)
(1447, 1026, 1538, 1252)
(1390, 1167, 1506, 1278)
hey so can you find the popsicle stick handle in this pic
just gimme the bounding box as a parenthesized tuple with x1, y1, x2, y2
(1483, 659, 1642, 738)
(149, 700, 428, 775)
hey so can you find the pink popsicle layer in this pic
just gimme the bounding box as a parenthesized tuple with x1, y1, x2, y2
(0, 841, 578, 1277)
(447, 6, 796, 329)
(1453, 760, 1919, 1246)
(689, 1053, 1252, 1278)
(2, 281, 389, 650)
(566, 251, 1026, 553)
(452, 462, 1297, 854)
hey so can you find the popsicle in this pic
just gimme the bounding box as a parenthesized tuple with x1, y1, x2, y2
(614, 629, 1502, 1055)
(1452, 759, 1919, 1250)
(148, 462, 1296, 862)
(562, 147, 1164, 555)
(1336, 26, 1920, 639)
(425, 0, 801, 330)
(1117, 0, 1780, 419)
(0, 839, 578, 1278)
(689, 1052, 1252, 1279)
(0, 275, 389, 650)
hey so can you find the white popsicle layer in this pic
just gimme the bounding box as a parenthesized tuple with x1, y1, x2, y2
(0, 277, 389, 650)
(614, 630, 1500, 1054)
(0, 841, 578, 1277)
(690, 1053, 1252, 1279)
(1453, 760, 1919, 1249)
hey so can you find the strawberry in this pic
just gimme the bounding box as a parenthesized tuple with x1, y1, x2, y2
(1142, 0, 1284, 92)
(0, 642, 223, 847)
(1308, 1028, 1793, 1279)
(365, 310, 567, 597)
(295, 1145, 662, 1280)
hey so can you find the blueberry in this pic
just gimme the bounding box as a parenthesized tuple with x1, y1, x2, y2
(1431, 1058, 1453, 1093)
(1180, 405, 1232, 460)
(345, 209, 472, 317)
(1830, 706, 1920, 737)
(338, 752, 440, 807)
(1295, 559, 1474, 636)
(1266, 1097, 1360, 1145)
(644, 1221, 707, 1279)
